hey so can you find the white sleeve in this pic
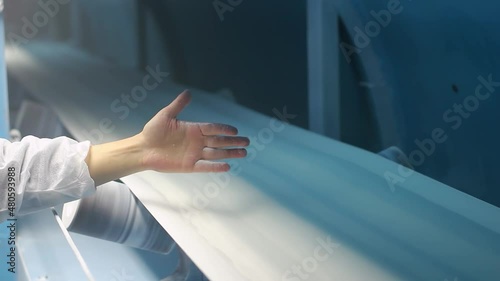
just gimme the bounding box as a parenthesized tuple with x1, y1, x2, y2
(0, 136, 96, 222)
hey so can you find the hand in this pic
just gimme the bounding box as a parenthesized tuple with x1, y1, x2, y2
(139, 90, 249, 173)
(85, 90, 249, 186)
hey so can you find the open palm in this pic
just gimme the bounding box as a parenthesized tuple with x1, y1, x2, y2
(140, 90, 249, 173)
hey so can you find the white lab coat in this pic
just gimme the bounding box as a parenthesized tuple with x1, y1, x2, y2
(0, 136, 95, 222)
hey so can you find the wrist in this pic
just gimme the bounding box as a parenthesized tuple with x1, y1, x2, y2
(122, 133, 148, 174)
(85, 133, 147, 186)
(132, 132, 149, 172)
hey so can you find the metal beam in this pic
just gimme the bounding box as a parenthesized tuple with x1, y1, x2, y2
(307, 0, 341, 139)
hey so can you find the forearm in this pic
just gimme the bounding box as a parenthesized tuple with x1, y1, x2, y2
(85, 134, 146, 186)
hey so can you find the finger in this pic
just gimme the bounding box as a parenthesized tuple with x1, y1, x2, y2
(205, 136, 250, 148)
(202, 147, 247, 160)
(165, 90, 192, 117)
(198, 123, 238, 136)
(193, 160, 230, 173)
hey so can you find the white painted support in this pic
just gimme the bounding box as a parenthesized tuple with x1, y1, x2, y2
(51, 208, 96, 281)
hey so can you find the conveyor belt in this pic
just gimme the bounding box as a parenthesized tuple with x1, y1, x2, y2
(6, 43, 500, 281)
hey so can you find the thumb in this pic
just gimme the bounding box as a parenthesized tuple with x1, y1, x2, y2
(165, 90, 192, 117)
